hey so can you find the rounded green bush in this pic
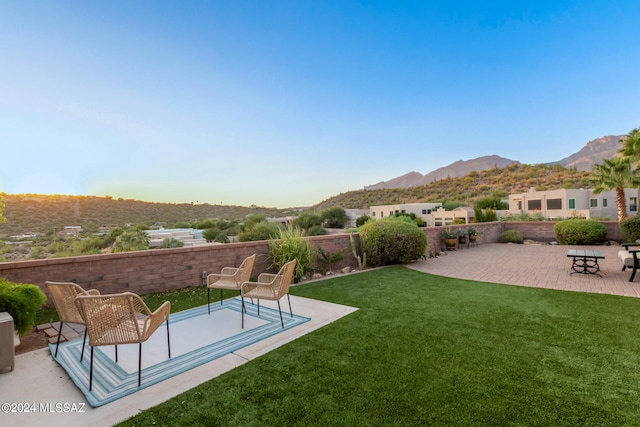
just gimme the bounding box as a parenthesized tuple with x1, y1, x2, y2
(499, 230, 523, 244)
(0, 279, 47, 335)
(359, 219, 427, 266)
(619, 216, 640, 242)
(554, 219, 607, 245)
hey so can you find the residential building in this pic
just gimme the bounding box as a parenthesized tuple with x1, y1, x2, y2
(368, 203, 476, 226)
(508, 188, 639, 219)
(369, 203, 443, 226)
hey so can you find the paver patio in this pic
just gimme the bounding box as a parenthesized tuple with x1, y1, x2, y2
(407, 242, 640, 298)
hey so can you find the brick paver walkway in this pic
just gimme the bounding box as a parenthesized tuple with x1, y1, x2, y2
(407, 243, 640, 298)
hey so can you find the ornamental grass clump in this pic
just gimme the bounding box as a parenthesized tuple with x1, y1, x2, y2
(269, 225, 313, 279)
(554, 219, 607, 245)
(359, 218, 427, 266)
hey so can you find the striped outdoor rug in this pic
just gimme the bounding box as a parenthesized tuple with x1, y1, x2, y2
(49, 298, 310, 407)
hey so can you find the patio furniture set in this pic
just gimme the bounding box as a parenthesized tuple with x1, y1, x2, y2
(566, 243, 640, 281)
(45, 254, 295, 390)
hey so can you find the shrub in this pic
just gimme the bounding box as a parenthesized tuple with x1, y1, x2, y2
(499, 230, 523, 244)
(316, 247, 345, 273)
(73, 237, 109, 255)
(0, 278, 47, 335)
(484, 209, 498, 222)
(202, 227, 222, 242)
(307, 225, 327, 236)
(359, 220, 427, 266)
(355, 215, 371, 227)
(160, 237, 184, 248)
(292, 213, 322, 231)
(214, 233, 229, 243)
(554, 219, 607, 245)
(619, 216, 640, 242)
(238, 221, 281, 242)
(269, 226, 314, 278)
(113, 229, 150, 252)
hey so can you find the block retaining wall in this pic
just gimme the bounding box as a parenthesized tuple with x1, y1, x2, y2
(0, 221, 626, 302)
(0, 234, 360, 303)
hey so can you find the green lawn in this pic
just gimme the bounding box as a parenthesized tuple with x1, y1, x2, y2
(117, 266, 640, 426)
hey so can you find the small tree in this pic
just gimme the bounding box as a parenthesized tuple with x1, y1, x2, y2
(321, 207, 348, 228)
(292, 213, 323, 231)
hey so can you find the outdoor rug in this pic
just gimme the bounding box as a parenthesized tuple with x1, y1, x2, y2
(49, 298, 310, 407)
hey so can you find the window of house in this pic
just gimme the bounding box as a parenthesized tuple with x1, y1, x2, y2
(372, 212, 376, 217)
(380, 212, 384, 217)
(603, 199, 608, 207)
(546, 199, 562, 209)
(590, 199, 598, 208)
(631, 197, 638, 212)
(568, 199, 576, 209)
(517, 201, 522, 210)
(422, 209, 427, 214)
(527, 200, 542, 210)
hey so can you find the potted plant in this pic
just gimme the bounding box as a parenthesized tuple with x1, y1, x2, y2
(468, 228, 478, 243)
(269, 225, 314, 282)
(441, 228, 458, 251)
(458, 229, 468, 245)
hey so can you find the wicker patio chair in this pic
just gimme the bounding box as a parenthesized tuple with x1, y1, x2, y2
(45, 281, 100, 360)
(75, 292, 171, 390)
(207, 254, 256, 314)
(241, 259, 296, 328)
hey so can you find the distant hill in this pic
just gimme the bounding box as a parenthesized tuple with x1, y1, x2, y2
(312, 163, 593, 211)
(550, 135, 623, 171)
(0, 195, 296, 237)
(365, 155, 519, 190)
(365, 135, 624, 190)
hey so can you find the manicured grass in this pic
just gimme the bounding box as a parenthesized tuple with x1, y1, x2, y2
(115, 266, 640, 426)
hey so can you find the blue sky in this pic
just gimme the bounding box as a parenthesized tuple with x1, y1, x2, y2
(1, 1, 639, 207)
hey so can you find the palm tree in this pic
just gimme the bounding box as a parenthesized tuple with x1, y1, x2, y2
(591, 157, 640, 221)
(618, 127, 640, 159)
(618, 127, 640, 201)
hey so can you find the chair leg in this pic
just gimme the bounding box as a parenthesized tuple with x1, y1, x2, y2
(138, 343, 142, 387)
(277, 300, 284, 328)
(80, 328, 87, 362)
(166, 319, 171, 359)
(220, 289, 223, 305)
(115, 344, 118, 363)
(207, 288, 210, 315)
(287, 294, 293, 318)
(241, 297, 245, 329)
(89, 346, 94, 392)
(54, 321, 63, 357)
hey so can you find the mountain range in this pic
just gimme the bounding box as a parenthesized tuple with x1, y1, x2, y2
(364, 135, 624, 190)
